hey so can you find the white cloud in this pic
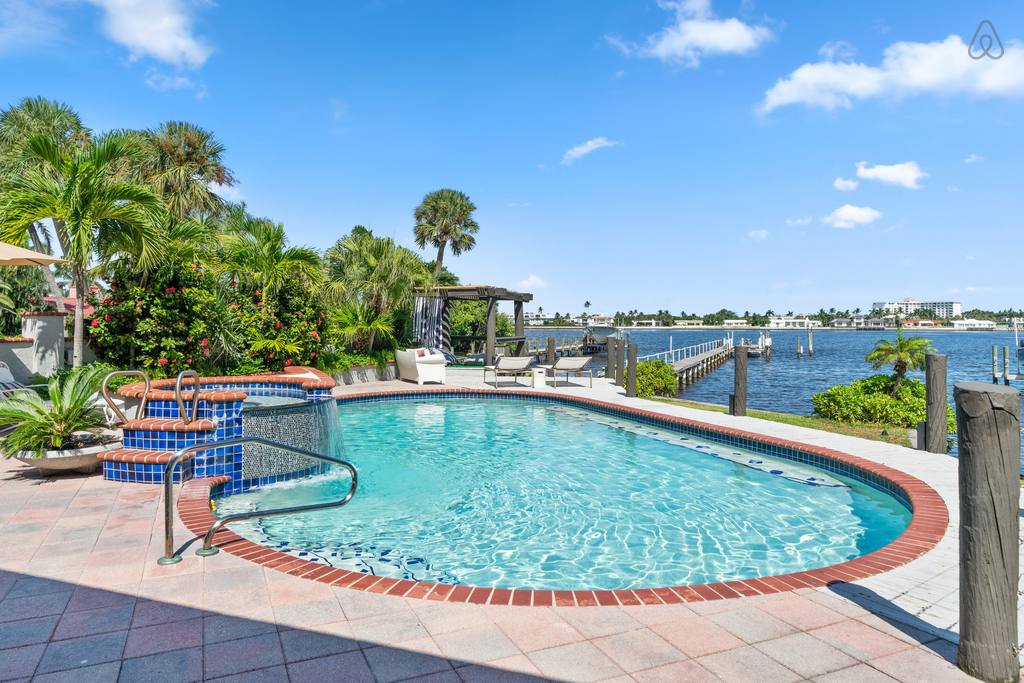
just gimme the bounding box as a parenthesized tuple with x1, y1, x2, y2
(0, 0, 62, 53)
(759, 35, 1024, 113)
(606, 0, 772, 68)
(561, 137, 620, 165)
(818, 40, 856, 61)
(963, 153, 984, 164)
(86, 0, 211, 68)
(518, 274, 548, 290)
(209, 182, 243, 202)
(145, 70, 194, 91)
(747, 229, 769, 241)
(833, 177, 859, 191)
(855, 160, 926, 189)
(785, 216, 812, 225)
(821, 204, 882, 229)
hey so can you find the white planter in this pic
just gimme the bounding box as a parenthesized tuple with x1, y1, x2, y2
(14, 442, 120, 475)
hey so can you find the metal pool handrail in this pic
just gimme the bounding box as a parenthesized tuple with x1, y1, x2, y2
(100, 370, 150, 425)
(158, 436, 358, 565)
(174, 370, 201, 424)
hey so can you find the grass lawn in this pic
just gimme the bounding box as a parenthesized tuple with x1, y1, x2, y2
(651, 397, 913, 448)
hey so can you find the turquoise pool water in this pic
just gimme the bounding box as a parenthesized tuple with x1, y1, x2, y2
(216, 398, 912, 590)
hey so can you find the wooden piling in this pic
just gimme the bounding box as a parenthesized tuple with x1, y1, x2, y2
(1003, 346, 1011, 386)
(626, 343, 637, 398)
(730, 346, 748, 416)
(607, 338, 617, 382)
(924, 354, 947, 454)
(807, 328, 814, 357)
(546, 336, 556, 366)
(992, 346, 998, 384)
(616, 337, 626, 386)
(954, 382, 1020, 683)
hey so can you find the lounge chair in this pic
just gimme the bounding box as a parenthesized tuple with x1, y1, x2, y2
(396, 348, 447, 385)
(539, 357, 593, 388)
(483, 356, 533, 387)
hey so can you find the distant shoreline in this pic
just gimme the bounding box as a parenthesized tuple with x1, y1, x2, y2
(525, 325, 1011, 333)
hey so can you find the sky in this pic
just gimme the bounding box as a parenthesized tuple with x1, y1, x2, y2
(2, 0, 1023, 316)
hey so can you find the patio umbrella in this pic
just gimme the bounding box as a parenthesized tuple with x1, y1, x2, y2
(0, 241, 63, 267)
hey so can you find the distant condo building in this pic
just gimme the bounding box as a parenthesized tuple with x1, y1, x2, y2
(872, 298, 961, 319)
(722, 319, 748, 328)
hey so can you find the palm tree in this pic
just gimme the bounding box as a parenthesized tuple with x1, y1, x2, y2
(335, 301, 396, 353)
(131, 121, 235, 222)
(413, 189, 479, 275)
(0, 134, 164, 366)
(0, 97, 91, 305)
(865, 328, 936, 394)
(217, 206, 321, 296)
(325, 226, 429, 349)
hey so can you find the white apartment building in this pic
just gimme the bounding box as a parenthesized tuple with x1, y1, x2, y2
(872, 298, 962, 319)
(722, 319, 749, 328)
(768, 316, 823, 329)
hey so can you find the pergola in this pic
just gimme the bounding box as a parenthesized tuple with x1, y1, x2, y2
(425, 285, 533, 366)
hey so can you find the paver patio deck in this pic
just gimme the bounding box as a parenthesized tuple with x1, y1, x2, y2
(0, 369, 1017, 681)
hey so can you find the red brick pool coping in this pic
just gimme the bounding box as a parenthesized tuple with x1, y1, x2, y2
(176, 388, 949, 607)
(118, 365, 335, 403)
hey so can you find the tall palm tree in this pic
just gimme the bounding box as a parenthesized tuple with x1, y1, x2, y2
(865, 328, 936, 394)
(216, 206, 321, 296)
(131, 121, 235, 222)
(0, 134, 165, 366)
(413, 188, 479, 275)
(0, 97, 91, 305)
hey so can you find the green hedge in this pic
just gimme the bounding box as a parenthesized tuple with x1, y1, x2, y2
(635, 359, 678, 398)
(812, 374, 955, 433)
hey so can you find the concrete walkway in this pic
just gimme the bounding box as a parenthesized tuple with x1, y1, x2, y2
(0, 369, 1011, 681)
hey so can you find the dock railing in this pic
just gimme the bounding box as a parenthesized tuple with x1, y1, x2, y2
(637, 336, 733, 366)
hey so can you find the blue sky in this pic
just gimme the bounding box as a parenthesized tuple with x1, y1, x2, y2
(2, 1, 1023, 316)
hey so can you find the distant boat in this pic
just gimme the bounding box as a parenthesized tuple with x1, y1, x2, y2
(586, 325, 620, 344)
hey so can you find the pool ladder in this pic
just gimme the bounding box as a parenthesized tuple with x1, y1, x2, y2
(100, 369, 200, 425)
(158, 437, 358, 565)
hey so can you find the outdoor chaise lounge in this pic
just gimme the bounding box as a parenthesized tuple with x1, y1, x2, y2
(540, 356, 593, 388)
(396, 348, 447, 385)
(483, 356, 533, 387)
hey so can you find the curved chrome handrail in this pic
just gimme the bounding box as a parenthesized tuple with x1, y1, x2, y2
(100, 370, 150, 425)
(175, 370, 201, 425)
(158, 436, 357, 565)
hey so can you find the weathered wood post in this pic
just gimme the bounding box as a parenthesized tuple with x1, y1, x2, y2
(616, 337, 626, 386)
(992, 346, 998, 384)
(606, 338, 617, 381)
(1003, 346, 1011, 386)
(954, 382, 1020, 683)
(797, 338, 803, 357)
(807, 328, 814, 357)
(513, 300, 525, 356)
(626, 343, 637, 398)
(730, 345, 748, 416)
(546, 336, 556, 366)
(924, 353, 948, 454)
(484, 297, 497, 366)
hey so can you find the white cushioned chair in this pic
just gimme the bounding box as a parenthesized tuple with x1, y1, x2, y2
(396, 348, 447, 385)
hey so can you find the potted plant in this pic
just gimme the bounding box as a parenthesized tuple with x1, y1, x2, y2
(0, 366, 120, 474)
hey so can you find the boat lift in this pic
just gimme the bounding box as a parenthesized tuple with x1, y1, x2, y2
(991, 320, 1024, 384)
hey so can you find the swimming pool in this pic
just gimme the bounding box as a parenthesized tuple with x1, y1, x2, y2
(213, 394, 917, 592)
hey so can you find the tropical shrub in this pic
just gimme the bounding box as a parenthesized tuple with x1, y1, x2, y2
(865, 330, 936, 394)
(0, 365, 110, 457)
(230, 276, 327, 370)
(447, 300, 513, 353)
(90, 259, 235, 377)
(635, 359, 678, 399)
(812, 374, 955, 432)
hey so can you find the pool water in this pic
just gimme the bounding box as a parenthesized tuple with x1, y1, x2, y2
(215, 398, 912, 590)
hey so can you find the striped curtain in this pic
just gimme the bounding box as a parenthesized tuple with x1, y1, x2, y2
(413, 295, 451, 351)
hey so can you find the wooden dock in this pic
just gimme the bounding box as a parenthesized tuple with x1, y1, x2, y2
(637, 338, 734, 386)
